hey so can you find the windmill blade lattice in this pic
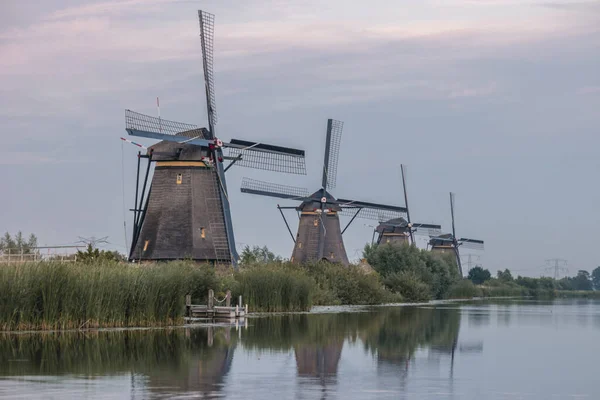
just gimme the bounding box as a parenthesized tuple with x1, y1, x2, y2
(338, 198, 407, 222)
(125, 110, 200, 137)
(338, 207, 405, 222)
(226, 139, 307, 175)
(240, 177, 310, 200)
(322, 119, 343, 190)
(412, 223, 442, 236)
(459, 238, 484, 250)
(198, 10, 217, 130)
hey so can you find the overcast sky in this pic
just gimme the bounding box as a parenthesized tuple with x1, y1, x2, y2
(1, 0, 599, 276)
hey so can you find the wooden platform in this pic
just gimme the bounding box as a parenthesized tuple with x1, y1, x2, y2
(185, 290, 248, 321)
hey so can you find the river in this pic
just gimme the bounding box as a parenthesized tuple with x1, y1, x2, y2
(1, 298, 598, 399)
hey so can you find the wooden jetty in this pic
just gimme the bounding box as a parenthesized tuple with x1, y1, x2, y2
(185, 289, 248, 321)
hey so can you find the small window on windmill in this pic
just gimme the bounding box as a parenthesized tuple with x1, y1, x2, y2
(329, 252, 334, 258)
(200, 227, 206, 239)
(298, 242, 302, 249)
(313, 219, 318, 227)
(143, 240, 150, 251)
(176, 173, 183, 185)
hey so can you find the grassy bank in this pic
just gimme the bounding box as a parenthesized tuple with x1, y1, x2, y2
(444, 279, 600, 300)
(228, 262, 400, 312)
(0, 262, 217, 331)
(3, 244, 596, 331)
(0, 260, 400, 330)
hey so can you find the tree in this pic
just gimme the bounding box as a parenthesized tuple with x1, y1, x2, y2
(571, 270, 593, 291)
(239, 245, 283, 265)
(468, 266, 491, 285)
(364, 242, 459, 300)
(76, 244, 125, 264)
(0, 231, 38, 254)
(592, 267, 600, 291)
(497, 269, 513, 282)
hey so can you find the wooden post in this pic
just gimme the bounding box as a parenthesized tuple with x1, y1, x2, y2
(239, 295, 242, 307)
(235, 304, 239, 317)
(208, 289, 214, 310)
(185, 294, 191, 318)
(245, 304, 248, 314)
(226, 290, 231, 307)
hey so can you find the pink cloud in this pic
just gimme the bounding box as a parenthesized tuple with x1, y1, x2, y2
(578, 86, 600, 95)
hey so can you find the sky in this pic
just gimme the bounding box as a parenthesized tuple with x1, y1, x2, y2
(1, 0, 599, 276)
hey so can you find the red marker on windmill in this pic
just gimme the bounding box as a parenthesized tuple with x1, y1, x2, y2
(120, 137, 147, 150)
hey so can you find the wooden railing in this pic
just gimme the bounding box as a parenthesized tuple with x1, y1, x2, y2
(185, 289, 248, 320)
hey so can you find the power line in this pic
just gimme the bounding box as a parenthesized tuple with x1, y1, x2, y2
(463, 254, 481, 270)
(76, 236, 109, 248)
(544, 258, 568, 280)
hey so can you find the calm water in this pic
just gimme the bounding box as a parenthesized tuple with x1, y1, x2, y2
(1, 299, 599, 399)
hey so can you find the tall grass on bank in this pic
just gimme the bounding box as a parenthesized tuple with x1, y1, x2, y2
(234, 264, 314, 312)
(0, 262, 217, 331)
(232, 261, 399, 312)
(1, 260, 397, 330)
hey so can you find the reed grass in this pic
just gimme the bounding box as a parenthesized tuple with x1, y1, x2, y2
(0, 261, 217, 331)
(234, 264, 314, 312)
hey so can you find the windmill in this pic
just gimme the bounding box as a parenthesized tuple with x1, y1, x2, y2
(374, 164, 441, 246)
(240, 119, 407, 265)
(428, 192, 484, 276)
(124, 10, 307, 267)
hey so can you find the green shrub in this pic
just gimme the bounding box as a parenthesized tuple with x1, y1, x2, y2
(384, 271, 431, 302)
(447, 280, 481, 299)
(305, 262, 397, 305)
(365, 243, 459, 300)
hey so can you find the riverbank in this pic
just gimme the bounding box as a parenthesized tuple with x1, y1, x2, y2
(0, 261, 403, 331)
(2, 257, 597, 331)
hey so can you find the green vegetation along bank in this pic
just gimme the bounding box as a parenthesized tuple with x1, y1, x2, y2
(2, 242, 599, 331)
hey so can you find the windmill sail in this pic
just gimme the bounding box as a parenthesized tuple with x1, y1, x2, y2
(337, 198, 407, 222)
(126, 110, 204, 138)
(199, 10, 217, 132)
(240, 178, 310, 200)
(458, 238, 484, 250)
(226, 139, 307, 174)
(321, 119, 343, 190)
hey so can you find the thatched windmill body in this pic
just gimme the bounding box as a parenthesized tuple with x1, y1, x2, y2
(428, 192, 484, 275)
(124, 11, 306, 267)
(240, 119, 407, 265)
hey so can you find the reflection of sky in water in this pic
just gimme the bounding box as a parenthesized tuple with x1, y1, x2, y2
(1, 299, 600, 399)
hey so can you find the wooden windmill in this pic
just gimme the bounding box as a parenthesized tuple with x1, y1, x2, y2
(374, 164, 441, 246)
(240, 119, 407, 265)
(124, 11, 307, 267)
(428, 192, 484, 276)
